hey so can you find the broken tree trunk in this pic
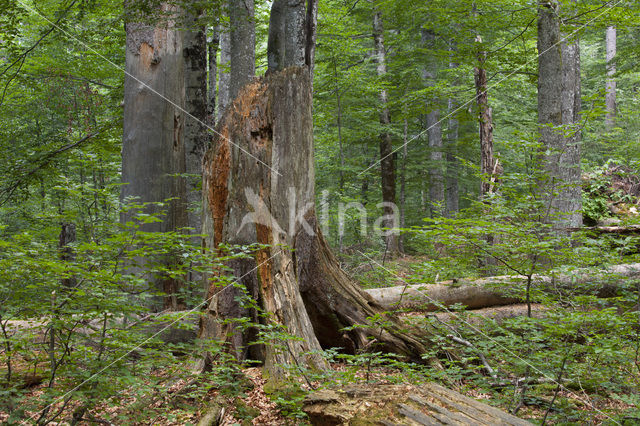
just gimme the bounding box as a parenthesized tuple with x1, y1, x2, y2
(199, 68, 430, 380)
(367, 263, 640, 311)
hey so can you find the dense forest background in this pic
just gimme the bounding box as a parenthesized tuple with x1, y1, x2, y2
(2, 0, 640, 424)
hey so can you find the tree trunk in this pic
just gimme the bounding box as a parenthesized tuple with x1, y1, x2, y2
(217, 8, 230, 121)
(446, 97, 459, 216)
(229, 0, 255, 100)
(199, 69, 430, 381)
(399, 119, 408, 252)
(537, 1, 582, 229)
(422, 29, 444, 217)
(207, 26, 219, 126)
(367, 262, 640, 311)
(605, 26, 617, 130)
(183, 7, 208, 237)
(446, 42, 460, 216)
(122, 2, 187, 310)
(373, 10, 400, 255)
(474, 45, 495, 197)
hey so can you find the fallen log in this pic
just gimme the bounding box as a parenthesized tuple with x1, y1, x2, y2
(366, 263, 640, 311)
(576, 225, 640, 234)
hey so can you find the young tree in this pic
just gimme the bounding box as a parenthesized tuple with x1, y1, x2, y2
(605, 25, 617, 130)
(372, 9, 400, 254)
(537, 0, 582, 229)
(422, 29, 445, 217)
(121, 2, 188, 310)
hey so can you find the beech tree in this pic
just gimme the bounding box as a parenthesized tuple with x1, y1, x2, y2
(605, 25, 617, 130)
(537, 0, 582, 229)
(198, 0, 429, 379)
(121, 2, 188, 310)
(372, 10, 400, 254)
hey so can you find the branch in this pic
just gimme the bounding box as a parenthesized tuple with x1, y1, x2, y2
(0, 129, 104, 206)
(0, 0, 79, 107)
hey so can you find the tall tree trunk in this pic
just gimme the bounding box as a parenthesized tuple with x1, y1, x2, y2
(422, 29, 444, 217)
(217, 7, 231, 121)
(183, 7, 208, 238)
(372, 10, 399, 255)
(333, 55, 345, 191)
(605, 26, 617, 131)
(474, 40, 495, 198)
(445, 42, 460, 216)
(229, 0, 255, 100)
(537, 0, 582, 229)
(207, 26, 219, 126)
(122, 2, 188, 310)
(399, 119, 408, 252)
(446, 97, 459, 216)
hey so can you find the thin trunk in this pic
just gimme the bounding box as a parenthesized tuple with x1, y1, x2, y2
(122, 2, 188, 310)
(229, 0, 255, 100)
(399, 119, 407, 252)
(475, 43, 495, 197)
(333, 55, 345, 191)
(422, 29, 444, 217)
(207, 26, 219, 126)
(446, 97, 459, 216)
(605, 26, 617, 130)
(372, 10, 399, 254)
(537, 0, 582, 229)
(217, 8, 230, 120)
(445, 42, 460, 216)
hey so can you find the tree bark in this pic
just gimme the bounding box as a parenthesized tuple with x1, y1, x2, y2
(122, 2, 188, 310)
(373, 10, 400, 254)
(229, 0, 255, 100)
(446, 42, 460, 216)
(183, 7, 208, 237)
(605, 26, 617, 130)
(474, 43, 495, 198)
(422, 29, 444, 217)
(537, 1, 582, 229)
(207, 26, 219, 126)
(199, 69, 430, 381)
(217, 8, 230, 121)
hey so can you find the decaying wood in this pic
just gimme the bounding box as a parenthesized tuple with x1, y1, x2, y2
(367, 263, 640, 311)
(199, 68, 432, 380)
(302, 383, 532, 425)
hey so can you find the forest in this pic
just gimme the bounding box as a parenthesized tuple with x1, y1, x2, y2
(1, 0, 640, 424)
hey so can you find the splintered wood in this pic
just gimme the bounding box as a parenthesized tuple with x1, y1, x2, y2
(302, 383, 532, 425)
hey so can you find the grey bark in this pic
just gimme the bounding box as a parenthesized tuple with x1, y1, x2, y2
(207, 26, 219, 126)
(446, 98, 459, 216)
(229, 0, 255, 101)
(422, 29, 444, 217)
(605, 26, 617, 130)
(537, 1, 582, 229)
(217, 9, 230, 121)
(399, 119, 407, 252)
(122, 3, 188, 310)
(446, 42, 460, 216)
(267, 0, 306, 72)
(373, 10, 400, 255)
(183, 8, 208, 237)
